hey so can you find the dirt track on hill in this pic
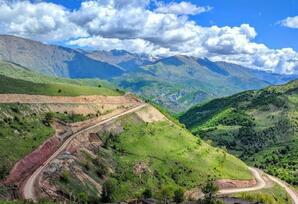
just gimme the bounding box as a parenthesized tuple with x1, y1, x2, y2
(0, 94, 140, 104)
(219, 167, 298, 204)
(21, 103, 147, 201)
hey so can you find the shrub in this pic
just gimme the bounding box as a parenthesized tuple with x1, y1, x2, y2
(60, 170, 70, 183)
(202, 179, 219, 203)
(101, 178, 117, 202)
(174, 188, 185, 203)
(142, 188, 153, 199)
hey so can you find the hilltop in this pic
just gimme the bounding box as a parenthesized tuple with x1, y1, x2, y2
(180, 79, 298, 186)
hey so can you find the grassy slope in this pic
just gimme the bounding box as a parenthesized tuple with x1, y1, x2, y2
(0, 60, 122, 96)
(180, 80, 298, 186)
(0, 104, 54, 179)
(233, 184, 291, 204)
(101, 119, 251, 201)
(50, 114, 252, 203)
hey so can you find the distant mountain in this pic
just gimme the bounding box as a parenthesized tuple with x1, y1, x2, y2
(85, 49, 153, 72)
(113, 56, 297, 112)
(0, 35, 297, 112)
(179, 80, 298, 185)
(0, 35, 123, 78)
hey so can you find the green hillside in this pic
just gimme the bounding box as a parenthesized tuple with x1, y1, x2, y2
(51, 113, 252, 203)
(0, 60, 122, 96)
(180, 80, 298, 186)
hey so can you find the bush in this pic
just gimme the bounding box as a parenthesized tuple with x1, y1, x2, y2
(43, 112, 54, 126)
(60, 170, 70, 183)
(202, 179, 219, 203)
(160, 185, 175, 203)
(174, 188, 185, 203)
(142, 188, 153, 199)
(101, 178, 117, 202)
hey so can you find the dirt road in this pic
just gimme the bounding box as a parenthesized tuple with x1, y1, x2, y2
(219, 167, 298, 204)
(21, 103, 147, 201)
(219, 167, 266, 195)
(267, 174, 298, 204)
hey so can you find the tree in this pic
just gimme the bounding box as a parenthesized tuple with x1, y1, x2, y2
(43, 112, 54, 126)
(101, 178, 117, 202)
(142, 188, 153, 199)
(174, 188, 185, 203)
(160, 185, 175, 204)
(201, 179, 219, 203)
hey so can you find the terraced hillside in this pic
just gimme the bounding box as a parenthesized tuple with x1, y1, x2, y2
(180, 80, 298, 186)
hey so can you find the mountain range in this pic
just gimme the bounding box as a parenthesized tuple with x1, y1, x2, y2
(0, 35, 297, 112)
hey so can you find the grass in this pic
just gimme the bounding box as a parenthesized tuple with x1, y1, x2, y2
(0, 104, 54, 180)
(0, 75, 122, 96)
(102, 120, 251, 202)
(0, 60, 123, 96)
(233, 185, 292, 204)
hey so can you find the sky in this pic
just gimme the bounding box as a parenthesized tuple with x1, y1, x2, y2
(0, 0, 298, 74)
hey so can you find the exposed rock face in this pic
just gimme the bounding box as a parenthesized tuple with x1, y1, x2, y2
(216, 179, 257, 189)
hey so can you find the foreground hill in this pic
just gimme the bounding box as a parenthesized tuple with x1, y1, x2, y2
(1, 35, 296, 112)
(180, 80, 298, 186)
(0, 66, 254, 203)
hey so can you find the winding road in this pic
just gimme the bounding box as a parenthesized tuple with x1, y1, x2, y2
(218, 167, 298, 204)
(21, 103, 147, 201)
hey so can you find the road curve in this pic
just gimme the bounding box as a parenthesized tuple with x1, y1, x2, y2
(219, 167, 298, 204)
(267, 174, 298, 204)
(219, 167, 266, 195)
(21, 103, 147, 201)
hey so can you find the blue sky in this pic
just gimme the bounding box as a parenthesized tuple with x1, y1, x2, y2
(1, 0, 298, 74)
(44, 0, 298, 51)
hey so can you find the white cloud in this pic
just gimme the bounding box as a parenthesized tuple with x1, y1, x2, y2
(280, 16, 298, 29)
(154, 1, 212, 15)
(0, 0, 298, 74)
(0, 0, 86, 41)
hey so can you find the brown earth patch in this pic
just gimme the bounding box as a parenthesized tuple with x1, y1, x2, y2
(216, 179, 257, 189)
(3, 136, 61, 185)
(133, 161, 150, 175)
(0, 94, 140, 105)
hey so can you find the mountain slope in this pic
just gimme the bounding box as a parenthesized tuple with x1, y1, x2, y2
(0, 35, 123, 78)
(0, 60, 122, 96)
(114, 56, 297, 112)
(180, 80, 298, 186)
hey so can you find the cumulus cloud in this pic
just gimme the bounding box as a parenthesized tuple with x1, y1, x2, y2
(0, 0, 298, 74)
(0, 0, 86, 41)
(154, 1, 212, 15)
(280, 16, 298, 29)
